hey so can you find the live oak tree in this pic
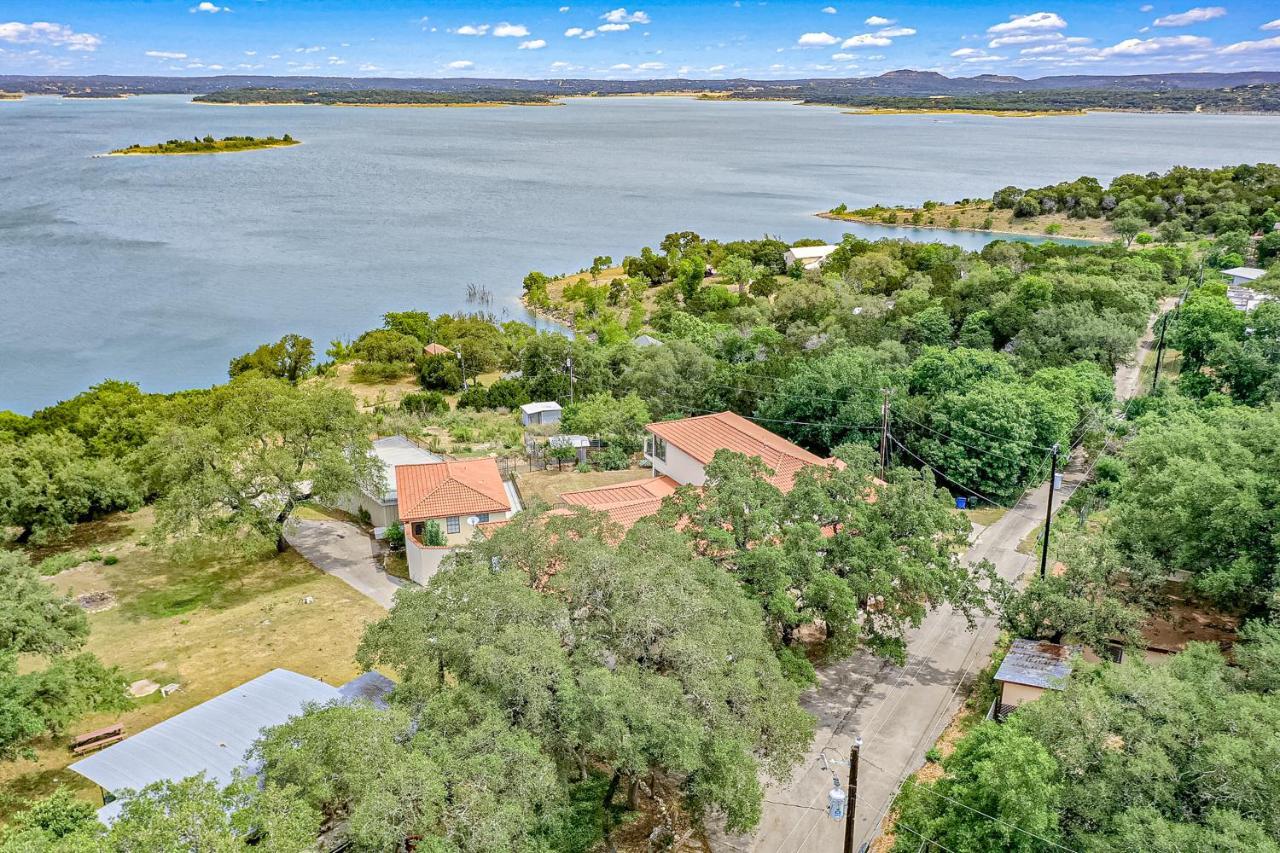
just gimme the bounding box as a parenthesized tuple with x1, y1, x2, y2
(998, 518, 1161, 656)
(139, 375, 378, 553)
(254, 693, 564, 852)
(357, 511, 814, 834)
(228, 334, 315, 384)
(0, 551, 128, 763)
(0, 431, 139, 544)
(667, 446, 995, 667)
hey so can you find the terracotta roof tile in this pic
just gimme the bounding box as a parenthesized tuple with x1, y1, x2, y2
(646, 411, 840, 492)
(559, 475, 679, 529)
(422, 343, 453, 356)
(396, 459, 511, 522)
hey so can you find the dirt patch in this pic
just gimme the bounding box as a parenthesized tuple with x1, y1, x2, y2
(74, 591, 116, 613)
(312, 362, 421, 412)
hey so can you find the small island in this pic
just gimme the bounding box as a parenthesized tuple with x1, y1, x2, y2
(0, 92, 22, 101)
(108, 133, 299, 156)
(194, 87, 556, 107)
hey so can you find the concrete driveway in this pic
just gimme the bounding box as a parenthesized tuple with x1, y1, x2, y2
(285, 519, 406, 609)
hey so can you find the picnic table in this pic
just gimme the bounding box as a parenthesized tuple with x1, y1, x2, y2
(70, 724, 125, 755)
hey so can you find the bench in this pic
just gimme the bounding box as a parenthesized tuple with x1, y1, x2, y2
(70, 724, 125, 755)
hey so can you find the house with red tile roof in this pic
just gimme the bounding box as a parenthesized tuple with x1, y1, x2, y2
(644, 411, 842, 492)
(396, 457, 521, 583)
(551, 411, 846, 533)
(422, 342, 454, 357)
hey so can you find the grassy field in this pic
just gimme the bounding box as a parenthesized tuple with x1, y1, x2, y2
(821, 203, 1116, 242)
(0, 508, 386, 817)
(314, 362, 422, 412)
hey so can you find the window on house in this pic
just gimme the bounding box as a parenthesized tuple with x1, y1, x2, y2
(651, 436, 667, 462)
(476, 513, 490, 523)
(446, 517, 460, 534)
(412, 522, 424, 537)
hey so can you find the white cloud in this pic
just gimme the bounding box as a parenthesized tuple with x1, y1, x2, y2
(446, 59, 474, 69)
(190, 1, 230, 13)
(708, 63, 726, 71)
(1153, 6, 1226, 26)
(610, 62, 631, 69)
(989, 31, 1088, 47)
(145, 50, 187, 59)
(1098, 34, 1212, 55)
(0, 21, 102, 51)
(206, 63, 224, 69)
(831, 51, 855, 59)
(842, 33, 892, 47)
(358, 63, 381, 71)
(878, 26, 916, 37)
(798, 31, 840, 46)
(492, 22, 529, 37)
(327, 56, 345, 64)
(580, 29, 596, 39)
(294, 45, 324, 53)
(987, 12, 1067, 35)
(1262, 19, 1280, 31)
(564, 27, 584, 36)
(243, 49, 256, 55)
(559, 6, 571, 11)
(599, 23, 630, 31)
(864, 15, 894, 25)
(963, 53, 1004, 62)
(1220, 34, 1280, 53)
(518, 38, 547, 49)
(951, 47, 983, 57)
(602, 8, 650, 24)
(638, 61, 664, 70)
(454, 24, 490, 36)
(1139, 4, 1153, 11)
(550, 60, 573, 69)
(822, 6, 838, 14)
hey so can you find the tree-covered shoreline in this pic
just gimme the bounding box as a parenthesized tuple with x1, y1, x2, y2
(109, 133, 298, 155)
(193, 87, 556, 106)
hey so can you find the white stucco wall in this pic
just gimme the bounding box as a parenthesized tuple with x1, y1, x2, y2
(647, 442, 707, 487)
(406, 537, 453, 585)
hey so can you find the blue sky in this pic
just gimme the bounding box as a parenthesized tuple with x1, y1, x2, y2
(2, 1, 1278, 79)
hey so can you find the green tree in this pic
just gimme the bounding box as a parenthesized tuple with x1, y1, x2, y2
(998, 520, 1160, 655)
(0, 431, 139, 543)
(358, 512, 814, 833)
(1169, 284, 1244, 370)
(104, 774, 319, 852)
(892, 722, 1061, 853)
(0, 551, 128, 763)
(560, 392, 650, 447)
(139, 375, 378, 553)
(620, 339, 716, 419)
(228, 334, 314, 383)
(1113, 215, 1145, 247)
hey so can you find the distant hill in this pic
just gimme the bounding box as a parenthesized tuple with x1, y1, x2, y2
(4, 70, 1280, 98)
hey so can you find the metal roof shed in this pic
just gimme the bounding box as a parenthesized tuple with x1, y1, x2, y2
(70, 669, 339, 804)
(994, 639, 1078, 690)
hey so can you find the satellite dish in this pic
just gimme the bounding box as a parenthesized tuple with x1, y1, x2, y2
(467, 516, 480, 527)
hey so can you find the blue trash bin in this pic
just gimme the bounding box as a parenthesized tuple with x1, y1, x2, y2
(955, 496, 967, 509)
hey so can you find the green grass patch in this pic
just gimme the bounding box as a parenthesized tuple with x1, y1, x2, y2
(117, 550, 316, 620)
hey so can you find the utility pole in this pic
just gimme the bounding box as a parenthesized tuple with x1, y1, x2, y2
(1039, 443, 1061, 580)
(1151, 312, 1168, 393)
(844, 736, 862, 853)
(879, 389, 890, 479)
(456, 350, 467, 391)
(565, 356, 575, 405)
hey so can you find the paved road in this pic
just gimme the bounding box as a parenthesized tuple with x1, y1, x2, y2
(710, 302, 1171, 853)
(286, 519, 406, 609)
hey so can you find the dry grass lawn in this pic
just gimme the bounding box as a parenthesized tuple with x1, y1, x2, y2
(0, 508, 386, 816)
(514, 466, 650, 508)
(313, 361, 421, 412)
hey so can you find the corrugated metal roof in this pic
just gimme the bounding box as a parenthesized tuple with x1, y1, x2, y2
(994, 639, 1078, 690)
(70, 669, 339, 797)
(520, 401, 562, 414)
(369, 436, 441, 503)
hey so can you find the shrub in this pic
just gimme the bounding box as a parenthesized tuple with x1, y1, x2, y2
(456, 385, 492, 410)
(102, 555, 119, 566)
(595, 445, 632, 471)
(925, 747, 942, 763)
(385, 522, 405, 550)
(418, 354, 463, 392)
(401, 390, 448, 416)
(421, 520, 446, 546)
(352, 360, 413, 383)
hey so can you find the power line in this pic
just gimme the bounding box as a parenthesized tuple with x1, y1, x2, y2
(885, 406, 1048, 465)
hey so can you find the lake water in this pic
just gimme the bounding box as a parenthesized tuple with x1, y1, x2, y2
(2, 94, 1278, 412)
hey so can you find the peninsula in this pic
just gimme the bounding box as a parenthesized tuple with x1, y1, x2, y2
(193, 87, 556, 107)
(108, 133, 299, 155)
